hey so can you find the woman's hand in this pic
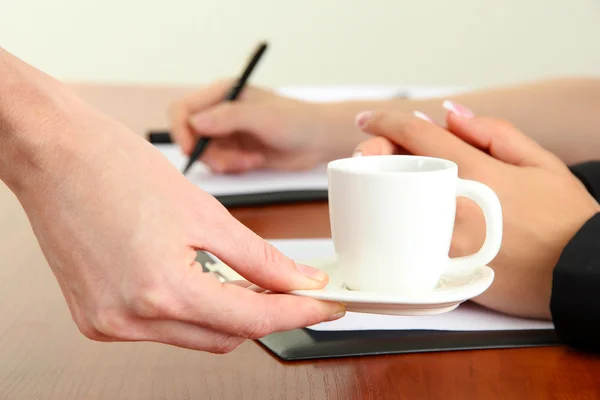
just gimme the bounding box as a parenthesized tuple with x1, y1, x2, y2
(353, 104, 600, 319)
(168, 79, 369, 173)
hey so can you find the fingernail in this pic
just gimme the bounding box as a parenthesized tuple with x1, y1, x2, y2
(442, 100, 474, 118)
(296, 263, 328, 282)
(326, 308, 346, 322)
(190, 114, 212, 130)
(413, 111, 434, 122)
(352, 151, 363, 157)
(355, 111, 373, 128)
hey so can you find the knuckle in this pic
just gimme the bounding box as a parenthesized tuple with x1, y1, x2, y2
(124, 283, 175, 319)
(75, 320, 106, 341)
(206, 335, 244, 354)
(91, 309, 128, 338)
(259, 242, 283, 266)
(240, 313, 274, 339)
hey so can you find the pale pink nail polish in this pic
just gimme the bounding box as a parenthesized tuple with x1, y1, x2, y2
(413, 111, 434, 122)
(355, 111, 373, 128)
(352, 151, 363, 157)
(442, 100, 474, 118)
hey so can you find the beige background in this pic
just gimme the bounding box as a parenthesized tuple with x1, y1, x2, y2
(2, 0, 599, 89)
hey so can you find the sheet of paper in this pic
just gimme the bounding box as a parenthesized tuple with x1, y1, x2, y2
(208, 238, 555, 332)
(274, 85, 409, 101)
(156, 144, 328, 196)
(273, 85, 468, 101)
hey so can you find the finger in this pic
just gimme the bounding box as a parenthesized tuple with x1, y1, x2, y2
(201, 143, 265, 174)
(187, 101, 276, 143)
(444, 107, 566, 173)
(355, 110, 488, 170)
(168, 79, 240, 155)
(202, 213, 330, 292)
(225, 280, 268, 294)
(353, 136, 399, 156)
(180, 275, 345, 339)
(127, 268, 344, 340)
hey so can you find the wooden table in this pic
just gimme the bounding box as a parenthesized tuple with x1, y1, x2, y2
(1, 84, 599, 400)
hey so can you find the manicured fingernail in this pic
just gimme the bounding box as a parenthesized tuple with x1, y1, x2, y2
(190, 114, 212, 130)
(442, 100, 474, 118)
(413, 111, 434, 122)
(352, 151, 363, 157)
(355, 111, 373, 128)
(296, 263, 328, 282)
(326, 308, 347, 321)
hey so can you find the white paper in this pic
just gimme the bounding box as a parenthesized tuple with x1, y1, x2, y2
(308, 302, 554, 332)
(209, 238, 555, 332)
(273, 85, 468, 102)
(156, 144, 328, 196)
(274, 85, 410, 102)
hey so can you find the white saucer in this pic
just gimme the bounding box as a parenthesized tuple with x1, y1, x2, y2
(289, 259, 494, 316)
(206, 256, 494, 316)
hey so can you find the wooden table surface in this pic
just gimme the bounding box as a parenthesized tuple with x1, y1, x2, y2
(0, 83, 599, 399)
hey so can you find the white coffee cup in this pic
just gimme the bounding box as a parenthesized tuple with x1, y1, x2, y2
(327, 155, 503, 294)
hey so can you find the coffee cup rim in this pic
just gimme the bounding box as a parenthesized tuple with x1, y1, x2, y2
(327, 155, 457, 175)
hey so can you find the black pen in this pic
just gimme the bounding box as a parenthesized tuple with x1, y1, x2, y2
(182, 41, 269, 175)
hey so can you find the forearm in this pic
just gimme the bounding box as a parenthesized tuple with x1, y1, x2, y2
(418, 78, 600, 164)
(322, 77, 600, 163)
(0, 48, 77, 195)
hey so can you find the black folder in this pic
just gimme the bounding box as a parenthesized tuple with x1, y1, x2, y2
(256, 326, 557, 361)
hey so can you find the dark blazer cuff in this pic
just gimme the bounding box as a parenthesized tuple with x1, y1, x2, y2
(550, 212, 600, 352)
(569, 161, 600, 201)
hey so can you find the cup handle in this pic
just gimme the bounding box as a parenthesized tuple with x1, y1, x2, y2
(449, 179, 503, 271)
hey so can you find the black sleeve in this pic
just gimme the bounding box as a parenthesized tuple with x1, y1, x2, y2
(550, 161, 600, 353)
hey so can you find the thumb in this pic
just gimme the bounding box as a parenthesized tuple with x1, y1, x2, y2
(443, 100, 566, 172)
(189, 102, 274, 141)
(203, 211, 329, 292)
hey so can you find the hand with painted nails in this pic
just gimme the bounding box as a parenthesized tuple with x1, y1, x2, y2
(353, 103, 600, 319)
(169, 80, 362, 174)
(0, 50, 345, 354)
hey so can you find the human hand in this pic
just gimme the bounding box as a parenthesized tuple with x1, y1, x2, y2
(169, 80, 339, 173)
(168, 79, 378, 174)
(1, 56, 344, 353)
(352, 104, 600, 319)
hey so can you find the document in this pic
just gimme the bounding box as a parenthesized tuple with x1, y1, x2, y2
(207, 238, 555, 333)
(156, 143, 328, 196)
